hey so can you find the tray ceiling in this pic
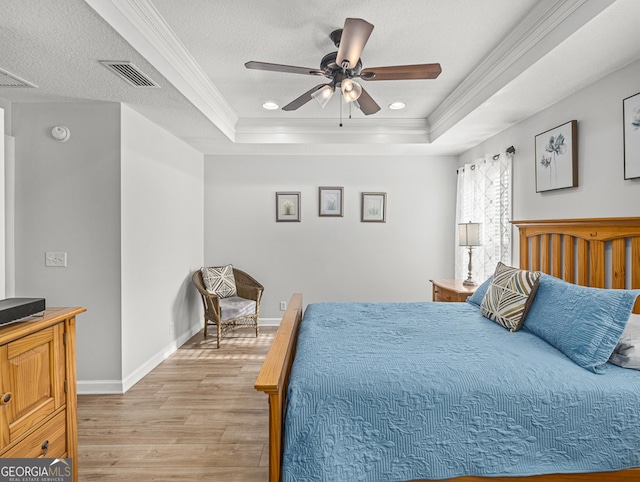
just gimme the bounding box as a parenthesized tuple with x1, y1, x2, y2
(1, 0, 640, 156)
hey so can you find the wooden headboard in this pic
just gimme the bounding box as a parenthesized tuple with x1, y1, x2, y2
(512, 217, 640, 313)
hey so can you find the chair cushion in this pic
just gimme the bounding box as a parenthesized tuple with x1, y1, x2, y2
(219, 296, 257, 322)
(201, 265, 237, 298)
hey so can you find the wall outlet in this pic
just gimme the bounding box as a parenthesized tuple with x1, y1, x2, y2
(280, 301, 287, 311)
(45, 252, 67, 267)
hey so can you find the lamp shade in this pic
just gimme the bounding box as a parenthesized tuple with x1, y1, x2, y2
(459, 222, 482, 246)
(341, 79, 362, 103)
(311, 85, 334, 108)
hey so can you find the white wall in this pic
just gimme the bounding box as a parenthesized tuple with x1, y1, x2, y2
(4, 132, 14, 297)
(12, 101, 203, 393)
(13, 102, 123, 382)
(459, 59, 640, 271)
(460, 58, 640, 221)
(205, 154, 457, 318)
(120, 105, 204, 390)
(0, 108, 5, 298)
(0, 99, 10, 136)
(1, 100, 12, 296)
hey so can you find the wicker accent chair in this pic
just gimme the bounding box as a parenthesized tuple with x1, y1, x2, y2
(192, 268, 264, 348)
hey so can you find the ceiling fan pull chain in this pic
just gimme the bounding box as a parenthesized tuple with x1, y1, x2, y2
(339, 92, 343, 127)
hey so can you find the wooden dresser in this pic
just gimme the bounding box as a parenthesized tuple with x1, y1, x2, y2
(0, 307, 85, 481)
(430, 279, 477, 302)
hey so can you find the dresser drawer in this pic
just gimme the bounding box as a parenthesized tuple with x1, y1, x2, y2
(434, 287, 465, 302)
(0, 322, 65, 448)
(431, 280, 476, 303)
(1, 410, 67, 458)
(434, 288, 452, 302)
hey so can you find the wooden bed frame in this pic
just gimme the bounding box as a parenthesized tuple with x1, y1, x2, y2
(255, 217, 640, 482)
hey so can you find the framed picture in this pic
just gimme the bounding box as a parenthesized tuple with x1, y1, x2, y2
(319, 186, 343, 217)
(361, 192, 386, 222)
(624, 92, 640, 180)
(276, 192, 301, 222)
(534, 120, 578, 193)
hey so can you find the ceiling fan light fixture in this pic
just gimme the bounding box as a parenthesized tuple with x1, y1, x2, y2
(389, 102, 406, 110)
(311, 85, 334, 108)
(262, 101, 279, 110)
(341, 79, 362, 103)
(246, 17, 440, 115)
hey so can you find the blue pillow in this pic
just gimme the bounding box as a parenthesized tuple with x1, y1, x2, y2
(466, 275, 492, 307)
(523, 273, 640, 373)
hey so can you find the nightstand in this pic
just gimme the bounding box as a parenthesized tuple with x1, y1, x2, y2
(430, 279, 477, 302)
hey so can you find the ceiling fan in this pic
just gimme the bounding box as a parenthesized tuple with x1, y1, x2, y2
(245, 18, 442, 115)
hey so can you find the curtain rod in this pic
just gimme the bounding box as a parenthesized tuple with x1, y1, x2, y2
(457, 146, 516, 174)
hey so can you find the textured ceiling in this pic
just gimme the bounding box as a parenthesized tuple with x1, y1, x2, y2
(150, 0, 535, 119)
(1, 0, 640, 156)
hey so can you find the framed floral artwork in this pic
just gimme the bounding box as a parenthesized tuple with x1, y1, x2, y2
(361, 192, 386, 222)
(318, 187, 343, 217)
(534, 120, 578, 193)
(276, 192, 301, 222)
(623, 92, 640, 180)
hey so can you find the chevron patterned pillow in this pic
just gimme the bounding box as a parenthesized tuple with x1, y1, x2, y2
(201, 265, 237, 298)
(480, 262, 541, 332)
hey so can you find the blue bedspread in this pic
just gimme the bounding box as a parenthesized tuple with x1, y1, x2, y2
(283, 302, 640, 481)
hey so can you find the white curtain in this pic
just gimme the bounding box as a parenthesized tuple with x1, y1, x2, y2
(455, 152, 512, 283)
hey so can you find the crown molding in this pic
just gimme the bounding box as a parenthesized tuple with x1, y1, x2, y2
(85, 0, 238, 141)
(196, 142, 456, 157)
(427, 0, 614, 141)
(234, 118, 430, 144)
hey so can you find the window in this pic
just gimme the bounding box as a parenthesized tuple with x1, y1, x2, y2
(455, 152, 512, 282)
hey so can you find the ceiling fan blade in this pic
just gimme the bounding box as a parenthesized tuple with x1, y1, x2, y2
(336, 18, 374, 70)
(356, 86, 380, 115)
(282, 84, 332, 111)
(245, 61, 325, 77)
(360, 63, 442, 81)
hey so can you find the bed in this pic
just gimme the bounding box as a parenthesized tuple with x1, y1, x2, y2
(255, 217, 640, 481)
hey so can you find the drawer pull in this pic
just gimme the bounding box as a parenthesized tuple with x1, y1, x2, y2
(41, 440, 49, 457)
(0, 392, 11, 404)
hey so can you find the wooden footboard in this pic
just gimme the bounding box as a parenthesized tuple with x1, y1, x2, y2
(255, 293, 303, 482)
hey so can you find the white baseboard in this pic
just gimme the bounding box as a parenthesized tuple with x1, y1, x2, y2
(77, 317, 279, 395)
(77, 323, 202, 395)
(260, 317, 282, 327)
(77, 380, 124, 395)
(121, 323, 201, 392)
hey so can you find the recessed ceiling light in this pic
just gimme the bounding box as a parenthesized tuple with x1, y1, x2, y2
(389, 102, 406, 110)
(263, 101, 279, 110)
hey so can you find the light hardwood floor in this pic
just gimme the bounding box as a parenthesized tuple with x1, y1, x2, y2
(77, 327, 276, 481)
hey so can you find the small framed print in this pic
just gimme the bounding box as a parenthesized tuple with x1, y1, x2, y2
(319, 187, 343, 217)
(276, 192, 301, 222)
(623, 92, 640, 180)
(361, 192, 386, 223)
(534, 120, 578, 192)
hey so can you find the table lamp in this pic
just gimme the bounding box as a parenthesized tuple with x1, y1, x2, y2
(459, 222, 482, 286)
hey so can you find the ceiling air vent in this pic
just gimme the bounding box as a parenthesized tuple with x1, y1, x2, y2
(0, 68, 37, 88)
(99, 61, 160, 88)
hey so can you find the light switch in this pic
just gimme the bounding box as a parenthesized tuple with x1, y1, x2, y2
(45, 252, 67, 267)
